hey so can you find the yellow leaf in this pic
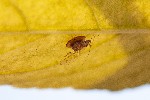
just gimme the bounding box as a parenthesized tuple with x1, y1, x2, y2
(0, 0, 150, 90)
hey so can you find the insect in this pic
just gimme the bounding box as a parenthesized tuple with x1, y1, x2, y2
(66, 36, 91, 52)
(60, 36, 92, 65)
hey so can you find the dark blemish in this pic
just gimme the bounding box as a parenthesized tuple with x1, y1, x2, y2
(66, 36, 91, 52)
(60, 36, 92, 65)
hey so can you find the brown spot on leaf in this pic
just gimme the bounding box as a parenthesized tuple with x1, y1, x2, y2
(66, 36, 91, 52)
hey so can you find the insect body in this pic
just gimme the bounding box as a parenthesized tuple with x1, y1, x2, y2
(66, 36, 91, 52)
(60, 36, 92, 65)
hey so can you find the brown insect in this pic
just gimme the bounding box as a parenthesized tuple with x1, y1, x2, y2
(66, 36, 91, 52)
(60, 36, 92, 65)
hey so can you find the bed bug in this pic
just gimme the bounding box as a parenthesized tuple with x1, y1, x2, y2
(66, 36, 91, 52)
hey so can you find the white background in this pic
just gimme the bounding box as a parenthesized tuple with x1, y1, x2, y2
(0, 84, 150, 100)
